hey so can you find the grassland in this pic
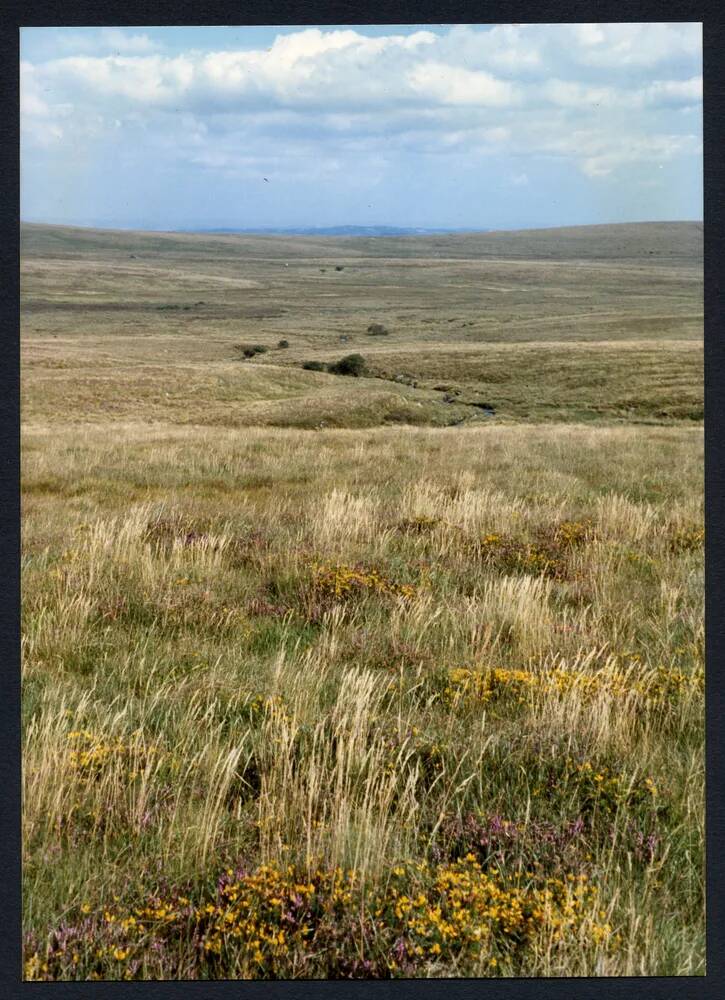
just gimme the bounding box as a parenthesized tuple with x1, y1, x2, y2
(21, 220, 702, 427)
(21, 222, 704, 979)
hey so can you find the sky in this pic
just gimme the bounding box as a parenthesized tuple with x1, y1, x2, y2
(20, 23, 703, 231)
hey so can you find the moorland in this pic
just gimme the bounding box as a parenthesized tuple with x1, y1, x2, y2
(21, 220, 704, 979)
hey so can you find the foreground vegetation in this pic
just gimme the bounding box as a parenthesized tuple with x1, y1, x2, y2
(22, 422, 703, 978)
(21, 224, 703, 978)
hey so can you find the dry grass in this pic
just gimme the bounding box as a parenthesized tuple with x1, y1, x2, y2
(22, 421, 704, 979)
(21, 225, 703, 980)
(21, 222, 702, 428)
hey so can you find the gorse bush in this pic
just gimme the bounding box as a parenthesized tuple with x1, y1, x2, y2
(329, 354, 366, 377)
(24, 857, 618, 980)
(310, 562, 416, 602)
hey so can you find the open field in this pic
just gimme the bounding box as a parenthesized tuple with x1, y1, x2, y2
(21, 223, 704, 979)
(22, 221, 702, 427)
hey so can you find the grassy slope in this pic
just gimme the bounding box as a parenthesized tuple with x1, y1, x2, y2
(21, 222, 702, 427)
(20, 219, 704, 261)
(21, 224, 704, 980)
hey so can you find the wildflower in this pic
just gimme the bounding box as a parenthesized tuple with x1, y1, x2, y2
(311, 563, 415, 602)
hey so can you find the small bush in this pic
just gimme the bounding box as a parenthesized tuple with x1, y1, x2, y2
(277, 339, 290, 349)
(329, 354, 366, 377)
(240, 345, 268, 358)
(366, 323, 389, 336)
(302, 360, 327, 372)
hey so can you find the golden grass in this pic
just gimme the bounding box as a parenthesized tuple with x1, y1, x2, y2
(21, 225, 704, 979)
(22, 418, 704, 978)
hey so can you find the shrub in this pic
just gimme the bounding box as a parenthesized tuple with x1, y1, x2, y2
(329, 354, 366, 377)
(241, 345, 268, 358)
(310, 562, 416, 602)
(302, 360, 327, 372)
(366, 323, 389, 336)
(277, 339, 290, 349)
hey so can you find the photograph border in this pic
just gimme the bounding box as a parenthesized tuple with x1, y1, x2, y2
(2, 2, 722, 998)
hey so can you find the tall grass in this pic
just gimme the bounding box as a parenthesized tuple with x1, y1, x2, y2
(22, 422, 704, 978)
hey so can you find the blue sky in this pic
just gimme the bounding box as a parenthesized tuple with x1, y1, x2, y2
(20, 24, 702, 231)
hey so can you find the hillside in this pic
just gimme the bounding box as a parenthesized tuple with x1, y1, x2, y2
(21, 219, 705, 980)
(21, 221, 703, 429)
(20, 220, 703, 263)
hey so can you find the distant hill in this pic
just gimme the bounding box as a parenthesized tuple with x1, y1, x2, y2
(186, 226, 481, 237)
(20, 220, 703, 264)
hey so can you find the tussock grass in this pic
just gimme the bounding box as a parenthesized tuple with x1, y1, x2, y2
(22, 421, 703, 979)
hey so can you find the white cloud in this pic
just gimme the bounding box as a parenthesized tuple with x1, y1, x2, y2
(20, 23, 702, 185)
(22, 91, 49, 117)
(407, 62, 518, 106)
(51, 28, 162, 55)
(642, 75, 702, 105)
(540, 79, 621, 109)
(566, 22, 701, 68)
(482, 126, 510, 144)
(575, 24, 606, 47)
(99, 29, 161, 53)
(41, 54, 195, 105)
(558, 131, 702, 178)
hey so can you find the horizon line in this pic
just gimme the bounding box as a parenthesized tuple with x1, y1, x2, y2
(20, 218, 704, 237)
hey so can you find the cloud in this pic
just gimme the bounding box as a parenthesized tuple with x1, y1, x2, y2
(554, 131, 702, 178)
(51, 28, 162, 55)
(565, 22, 701, 68)
(575, 24, 606, 47)
(642, 75, 702, 106)
(539, 79, 621, 109)
(98, 29, 161, 53)
(20, 23, 702, 187)
(407, 62, 518, 106)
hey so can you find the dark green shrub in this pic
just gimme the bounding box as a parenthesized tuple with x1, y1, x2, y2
(302, 360, 327, 372)
(329, 354, 366, 377)
(277, 339, 290, 349)
(241, 345, 268, 358)
(366, 323, 389, 336)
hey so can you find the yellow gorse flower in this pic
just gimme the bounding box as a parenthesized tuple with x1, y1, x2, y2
(311, 563, 416, 601)
(66, 729, 162, 779)
(30, 857, 617, 979)
(445, 663, 703, 709)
